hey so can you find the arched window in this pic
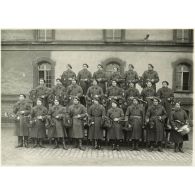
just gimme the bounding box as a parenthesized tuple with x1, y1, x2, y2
(33, 57, 56, 88)
(38, 62, 52, 88)
(101, 57, 126, 78)
(172, 60, 193, 92)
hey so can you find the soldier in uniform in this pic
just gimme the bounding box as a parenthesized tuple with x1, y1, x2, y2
(66, 78, 83, 106)
(105, 80, 124, 109)
(29, 78, 50, 108)
(48, 98, 68, 150)
(61, 64, 76, 88)
(30, 98, 48, 148)
(86, 79, 104, 109)
(109, 67, 125, 88)
(107, 100, 125, 151)
(145, 97, 167, 152)
(125, 81, 140, 107)
(88, 97, 106, 150)
(157, 81, 174, 146)
(170, 102, 189, 153)
(13, 94, 31, 148)
(124, 64, 139, 88)
(141, 81, 156, 113)
(125, 97, 144, 151)
(68, 97, 87, 151)
(142, 64, 159, 91)
(77, 63, 92, 95)
(51, 78, 67, 106)
(93, 64, 107, 93)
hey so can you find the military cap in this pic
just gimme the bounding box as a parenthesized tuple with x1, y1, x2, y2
(97, 64, 103, 68)
(93, 96, 100, 102)
(162, 81, 169, 85)
(148, 64, 154, 69)
(132, 97, 140, 102)
(74, 96, 80, 101)
(83, 63, 89, 68)
(67, 64, 72, 69)
(129, 64, 134, 69)
(56, 78, 61, 82)
(152, 97, 161, 103)
(111, 99, 118, 105)
(19, 94, 26, 98)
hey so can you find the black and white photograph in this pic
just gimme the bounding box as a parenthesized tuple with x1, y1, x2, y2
(1, 29, 193, 166)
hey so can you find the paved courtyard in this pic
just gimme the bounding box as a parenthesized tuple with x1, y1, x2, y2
(1, 123, 193, 166)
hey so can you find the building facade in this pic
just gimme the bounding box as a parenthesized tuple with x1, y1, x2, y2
(1, 29, 193, 122)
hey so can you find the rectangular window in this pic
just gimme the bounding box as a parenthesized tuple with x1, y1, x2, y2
(104, 29, 124, 42)
(36, 30, 54, 41)
(174, 29, 192, 42)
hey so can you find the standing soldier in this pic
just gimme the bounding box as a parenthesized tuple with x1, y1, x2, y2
(107, 100, 125, 151)
(30, 99, 48, 148)
(106, 80, 124, 109)
(66, 78, 83, 106)
(124, 64, 139, 88)
(86, 79, 104, 109)
(48, 98, 68, 150)
(145, 97, 167, 152)
(109, 67, 125, 88)
(88, 97, 106, 150)
(157, 81, 174, 146)
(125, 98, 144, 151)
(13, 94, 31, 148)
(77, 63, 92, 95)
(141, 81, 156, 112)
(125, 81, 140, 107)
(93, 64, 107, 93)
(29, 78, 50, 108)
(68, 97, 87, 151)
(170, 102, 189, 153)
(142, 64, 159, 91)
(51, 78, 67, 106)
(61, 64, 76, 88)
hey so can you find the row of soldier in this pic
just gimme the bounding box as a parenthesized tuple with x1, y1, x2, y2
(13, 63, 189, 153)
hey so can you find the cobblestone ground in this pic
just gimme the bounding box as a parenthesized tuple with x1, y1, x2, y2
(1, 124, 193, 166)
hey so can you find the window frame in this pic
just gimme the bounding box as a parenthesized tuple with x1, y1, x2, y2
(32, 57, 56, 88)
(103, 29, 125, 42)
(172, 59, 193, 93)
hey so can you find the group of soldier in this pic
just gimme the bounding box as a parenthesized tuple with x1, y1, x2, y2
(13, 63, 189, 153)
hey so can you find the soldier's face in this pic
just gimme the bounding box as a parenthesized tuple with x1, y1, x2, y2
(175, 103, 181, 110)
(112, 102, 117, 108)
(153, 100, 158, 105)
(147, 82, 152, 88)
(19, 95, 25, 101)
(133, 99, 138, 105)
(98, 65, 102, 70)
(40, 80, 44, 85)
(37, 100, 42, 105)
(72, 80, 76, 85)
(83, 65, 87, 69)
(56, 80, 61, 85)
(129, 66, 133, 70)
(93, 80, 97, 85)
(54, 100, 59, 105)
(129, 83, 134, 88)
(113, 67, 117, 72)
(94, 100, 98, 104)
(74, 99, 79, 104)
(162, 82, 168, 87)
(148, 65, 153, 71)
(112, 81, 117, 86)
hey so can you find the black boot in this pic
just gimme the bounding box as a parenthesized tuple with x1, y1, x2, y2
(178, 143, 184, 153)
(149, 142, 154, 152)
(130, 140, 135, 151)
(97, 140, 102, 150)
(39, 139, 45, 148)
(33, 138, 38, 148)
(158, 142, 163, 152)
(15, 136, 23, 148)
(62, 138, 68, 150)
(116, 144, 120, 151)
(78, 139, 85, 151)
(135, 140, 140, 151)
(53, 139, 59, 149)
(174, 143, 179, 153)
(24, 136, 29, 148)
(94, 140, 98, 149)
(73, 139, 79, 148)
